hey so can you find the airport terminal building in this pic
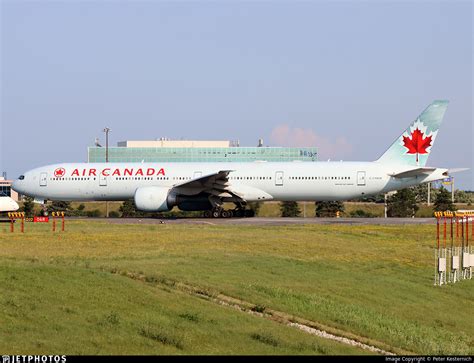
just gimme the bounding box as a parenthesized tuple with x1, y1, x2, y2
(88, 139, 318, 163)
(0, 176, 19, 201)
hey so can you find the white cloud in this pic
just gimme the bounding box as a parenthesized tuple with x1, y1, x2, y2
(269, 124, 353, 160)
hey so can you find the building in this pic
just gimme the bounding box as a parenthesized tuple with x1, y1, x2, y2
(0, 177, 19, 201)
(88, 139, 318, 163)
(117, 140, 232, 148)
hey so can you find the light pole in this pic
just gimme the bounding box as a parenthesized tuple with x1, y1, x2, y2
(427, 182, 431, 206)
(451, 176, 455, 203)
(103, 127, 111, 218)
(103, 127, 111, 162)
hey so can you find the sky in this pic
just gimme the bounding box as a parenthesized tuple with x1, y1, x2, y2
(1, 0, 473, 190)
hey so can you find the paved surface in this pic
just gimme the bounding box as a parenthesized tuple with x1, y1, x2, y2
(103, 217, 435, 226)
(0, 217, 435, 226)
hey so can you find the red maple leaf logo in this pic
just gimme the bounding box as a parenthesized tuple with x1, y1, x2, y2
(402, 128, 432, 162)
(54, 168, 65, 178)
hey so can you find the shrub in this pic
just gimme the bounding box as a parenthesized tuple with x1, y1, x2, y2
(108, 211, 120, 218)
(434, 187, 456, 212)
(315, 201, 344, 217)
(349, 209, 376, 218)
(280, 201, 301, 217)
(387, 188, 419, 217)
(86, 209, 102, 217)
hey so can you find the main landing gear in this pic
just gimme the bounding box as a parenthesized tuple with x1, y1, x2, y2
(202, 207, 255, 218)
(203, 208, 233, 218)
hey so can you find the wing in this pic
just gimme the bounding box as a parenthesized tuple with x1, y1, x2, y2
(172, 170, 242, 199)
(171, 170, 274, 204)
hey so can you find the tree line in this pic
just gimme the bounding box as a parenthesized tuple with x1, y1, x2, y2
(279, 185, 458, 217)
(277, 184, 470, 217)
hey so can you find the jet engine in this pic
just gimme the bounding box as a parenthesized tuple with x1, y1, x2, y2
(134, 187, 175, 212)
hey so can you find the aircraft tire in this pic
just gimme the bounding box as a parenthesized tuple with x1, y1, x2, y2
(234, 209, 244, 218)
(245, 209, 256, 217)
(221, 210, 230, 218)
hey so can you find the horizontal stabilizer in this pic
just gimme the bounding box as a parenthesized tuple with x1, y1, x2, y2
(389, 167, 437, 178)
(447, 168, 469, 174)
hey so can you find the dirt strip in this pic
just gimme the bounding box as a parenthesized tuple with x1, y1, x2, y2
(107, 268, 414, 356)
(211, 295, 394, 355)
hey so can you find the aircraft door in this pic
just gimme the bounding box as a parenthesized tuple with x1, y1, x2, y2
(357, 171, 366, 186)
(40, 172, 47, 187)
(99, 174, 107, 186)
(193, 171, 202, 179)
(275, 171, 284, 186)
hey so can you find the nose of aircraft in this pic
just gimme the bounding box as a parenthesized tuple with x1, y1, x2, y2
(11, 178, 24, 194)
(12, 180, 19, 193)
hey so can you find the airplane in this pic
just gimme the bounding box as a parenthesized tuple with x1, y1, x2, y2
(0, 195, 19, 212)
(12, 100, 465, 218)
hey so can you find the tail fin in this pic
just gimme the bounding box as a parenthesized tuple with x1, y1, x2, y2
(376, 100, 449, 166)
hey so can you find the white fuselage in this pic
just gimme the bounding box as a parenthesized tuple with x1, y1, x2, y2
(12, 161, 447, 203)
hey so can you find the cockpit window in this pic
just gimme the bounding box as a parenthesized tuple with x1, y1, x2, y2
(18, 175, 25, 180)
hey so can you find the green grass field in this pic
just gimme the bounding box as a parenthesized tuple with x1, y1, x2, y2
(1, 221, 473, 355)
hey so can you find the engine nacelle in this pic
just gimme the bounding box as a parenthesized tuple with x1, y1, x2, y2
(134, 187, 174, 212)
